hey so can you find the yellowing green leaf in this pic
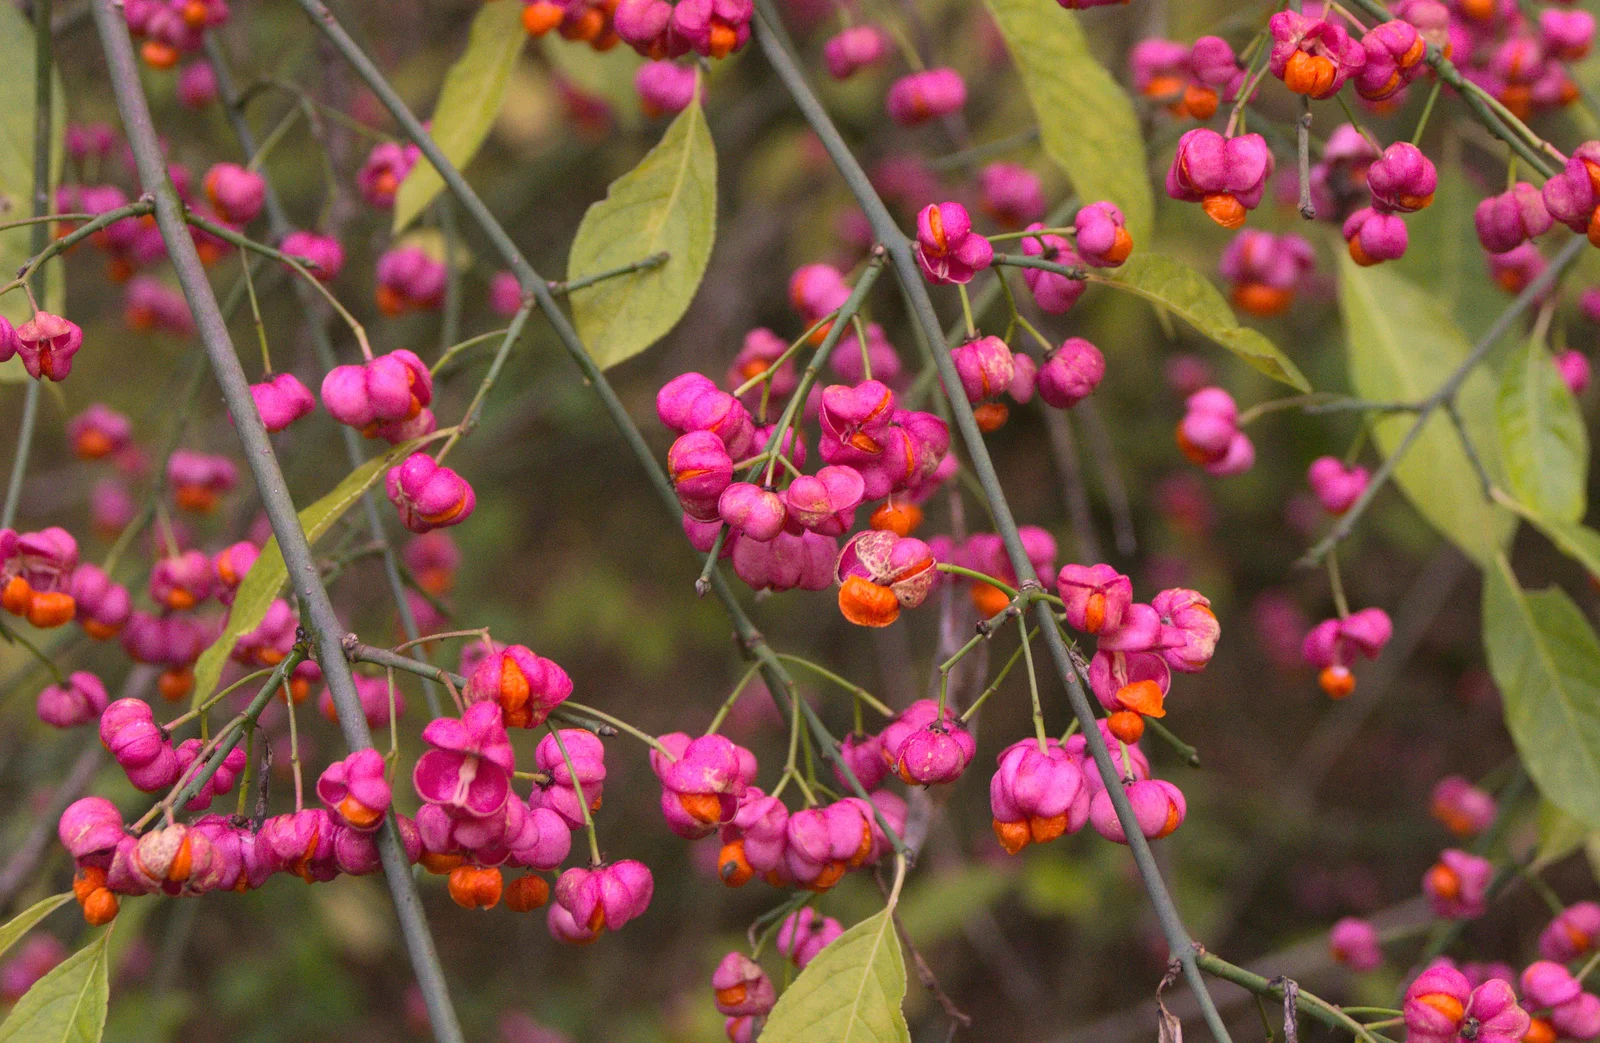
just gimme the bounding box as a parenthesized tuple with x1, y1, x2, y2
(1338, 252, 1514, 566)
(759, 909, 910, 1043)
(189, 438, 427, 705)
(0, 894, 71, 962)
(1498, 337, 1588, 523)
(0, 928, 110, 1043)
(1483, 554, 1600, 830)
(392, 0, 526, 233)
(568, 96, 716, 369)
(985, 0, 1151, 244)
(1094, 254, 1309, 390)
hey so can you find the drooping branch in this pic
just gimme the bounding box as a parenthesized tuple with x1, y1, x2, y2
(747, 7, 1241, 1040)
(88, 4, 464, 1038)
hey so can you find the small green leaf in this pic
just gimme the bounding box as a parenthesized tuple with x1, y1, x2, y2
(1497, 336, 1588, 523)
(391, 0, 526, 233)
(984, 0, 1151, 245)
(1339, 251, 1514, 566)
(758, 909, 910, 1043)
(568, 94, 716, 369)
(1482, 553, 1600, 830)
(1094, 254, 1309, 390)
(0, 928, 110, 1043)
(0, 894, 71, 961)
(189, 438, 427, 704)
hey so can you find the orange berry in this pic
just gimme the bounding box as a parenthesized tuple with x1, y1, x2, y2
(1115, 680, 1166, 718)
(715, 984, 749, 1008)
(181, 0, 208, 27)
(158, 667, 194, 703)
(419, 851, 464, 875)
(718, 840, 754, 887)
(838, 575, 900, 627)
(1318, 665, 1355, 699)
(1230, 282, 1294, 317)
(141, 40, 179, 69)
(25, 591, 75, 629)
(375, 284, 408, 317)
(505, 874, 550, 912)
(448, 865, 503, 909)
(1283, 50, 1337, 97)
(1182, 85, 1219, 120)
(1029, 814, 1068, 845)
(1200, 193, 1246, 228)
(677, 791, 725, 824)
(1526, 1018, 1558, 1043)
(4, 575, 36, 616)
(970, 581, 1012, 620)
(559, 7, 604, 40)
(73, 866, 108, 905)
(521, 0, 564, 34)
(973, 401, 1010, 433)
(74, 429, 116, 460)
(1107, 710, 1146, 744)
(80, 888, 119, 926)
(1347, 236, 1381, 268)
(805, 862, 846, 892)
(173, 484, 219, 513)
(1417, 992, 1466, 1024)
(993, 817, 1031, 855)
(1424, 862, 1462, 902)
(869, 501, 922, 536)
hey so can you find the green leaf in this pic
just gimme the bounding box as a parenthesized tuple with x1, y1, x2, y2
(758, 909, 910, 1043)
(984, 0, 1151, 245)
(189, 438, 426, 705)
(1497, 336, 1588, 523)
(0, 894, 71, 961)
(0, 0, 65, 382)
(0, 929, 110, 1043)
(568, 94, 716, 369)
(1094, 254, 1309, 390)
(1338, 251, 1514, 566)
(391, 0, 526, 233)
(1482, 553, 1600, 829)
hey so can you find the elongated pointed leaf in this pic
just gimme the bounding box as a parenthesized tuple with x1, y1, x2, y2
(392, 0, 526, 233)
(1498, 336, 1588, 523)
(984, 0, 1151, 244)
(568, 95, 717, 369)
(759, 909, 910, 1043)
(1338, 252, 1514, 566)
(189, 437, 428, 705)
(1093, 254, 1309, 390)
(0, 894, 71, 962)
(563, 93, 713, 367)
(0, 929, 110, 1043)
(1483, 554, 1600, 829)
